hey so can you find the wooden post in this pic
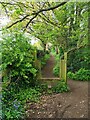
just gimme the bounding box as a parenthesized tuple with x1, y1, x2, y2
(60, 52, 67, 83)
(64, 52, 67, 83)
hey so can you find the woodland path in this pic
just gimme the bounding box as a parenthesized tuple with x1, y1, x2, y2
(26, 54, 89, 118)
(41, 54, 58, 78)
(26, 80, 88, 118)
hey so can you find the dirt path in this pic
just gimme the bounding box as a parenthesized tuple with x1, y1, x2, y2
(26, 80, 89, 118)
(25, 54, 89, 118)
(41, 54, 57, 78)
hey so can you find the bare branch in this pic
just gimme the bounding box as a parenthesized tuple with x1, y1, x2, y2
(6, 15, 29, 29)
(25, 14, 38, 29)
(2, 1, 69, 29)
(33, 0, 69, 15)
(25, 1, 69, 28)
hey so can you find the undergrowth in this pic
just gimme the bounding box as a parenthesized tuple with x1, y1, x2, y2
(67, 68, 90, 81)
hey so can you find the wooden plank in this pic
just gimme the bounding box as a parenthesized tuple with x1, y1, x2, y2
(41, 78, 60, 80)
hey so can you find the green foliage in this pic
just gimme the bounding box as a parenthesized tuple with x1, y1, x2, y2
(41, 53, 50, 67)
(2, 82, 41, 120)
(1, 32, 37, 86)
(53, 53, 60, 77)
(52, 80, 70, 93)
(1, 31, 41, 119)
(53, 63, 59, 77)
(67, 46, 90, 72)
(35, 83, 48, 93)
(1, 2, 89, 119)
(67, 68, 90, 81)
(2, 83, 24, 119)
(37, 49, 50, 68)
(35, 81, 69, 95)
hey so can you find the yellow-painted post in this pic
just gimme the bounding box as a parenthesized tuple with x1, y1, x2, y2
(60, 60, 65, 79)
(60, 52, 67, 83)
(64, 52, 67, 61)
(64, 52, 67, 83)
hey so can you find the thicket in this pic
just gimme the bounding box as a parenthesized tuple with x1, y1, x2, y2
(67, 46, 90, 72)
(1, 32, 37, 85)
(1, 32, 68, 119)
(67, 68, 90, 81)
(37, 49, 50, 68)
(52, 46, 90, 81)
(1, 32, 39, 119)
(67, 46, 90, 81)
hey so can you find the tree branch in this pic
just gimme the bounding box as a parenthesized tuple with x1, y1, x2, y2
(6, 15, 29, 29)
(25, 1, 69, 29)
(33, 0, 69, 15)
(25, 14, 38, 28)
(3, 0, 69, 29)
(38, 13, 60, 28)
(61, 44, 89, 59)
(67, 44, 88, 54)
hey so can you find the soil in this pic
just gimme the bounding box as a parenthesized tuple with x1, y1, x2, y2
(26, 55, 89, 119)
(41, 54, 58, 78)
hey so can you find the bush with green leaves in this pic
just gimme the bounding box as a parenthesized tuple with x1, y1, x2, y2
(1, 31, 40, 119)
(40, 53, 50, 67)
(53, 53, 60, 77)
(53, 63, 59, 77)
(52, 80, 70, 93)
(67, 46, 90, 72)
(1, 32, 37, 85)
(2, 82, 41, 119)
(67, 68, 90, 81)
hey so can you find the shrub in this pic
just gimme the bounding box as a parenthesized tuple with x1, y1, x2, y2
(1, 31, 40, 119)
(41, 54, 50, 67)
(53, 63, 59, 77)
(2, 82, 41, 120)
(67, 68, 90, 81)
(53, 53, 60, 77)
(67, 46, 90, 72)
(1, 32, 37, 86)
(37, 50, 45, 59)
(52, 80, 70, 93)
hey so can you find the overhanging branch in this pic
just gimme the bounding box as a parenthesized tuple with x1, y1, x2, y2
(6, 15, 29, 29)
(25, 14, 38, 28)
(39, 13, 60, 28)
(25, 1, 69, 29)
(33, 0, 69, 15)
(3, 0, 69, 29)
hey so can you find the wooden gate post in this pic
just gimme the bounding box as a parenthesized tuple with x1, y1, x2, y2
(60, 52, 67, 83)
(64, 52, 67, 83)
